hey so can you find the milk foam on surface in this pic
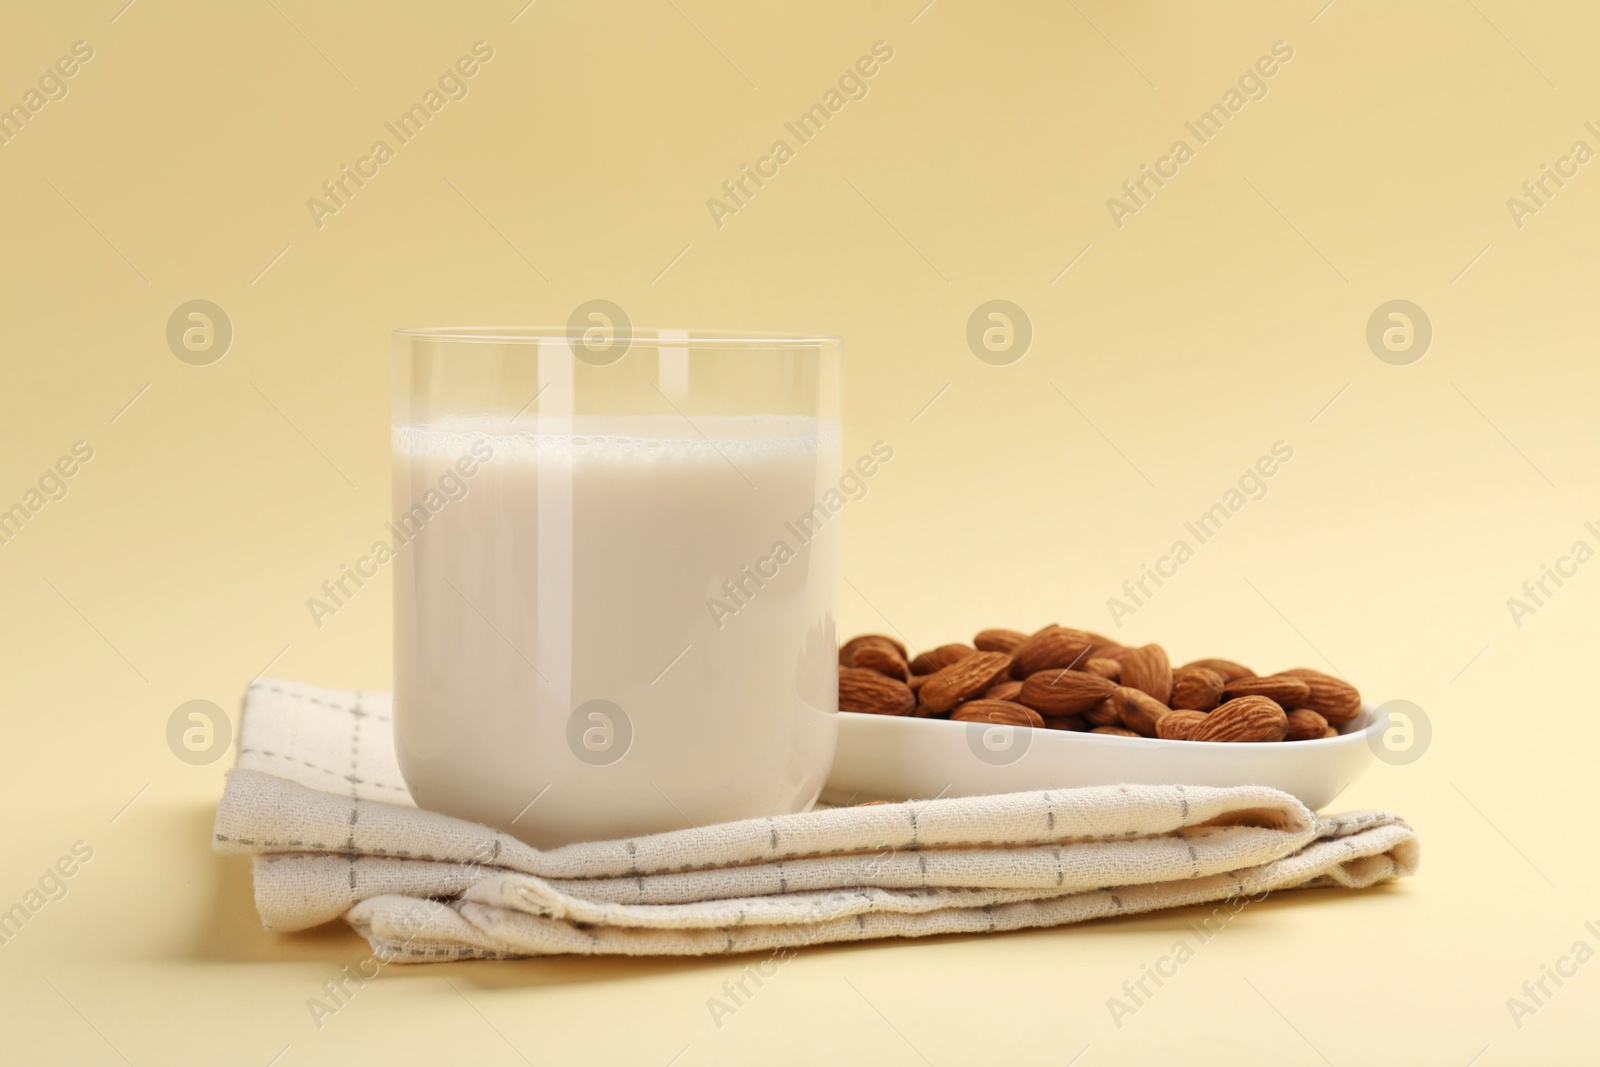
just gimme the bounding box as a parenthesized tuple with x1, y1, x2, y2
(392, 413, 841, 847)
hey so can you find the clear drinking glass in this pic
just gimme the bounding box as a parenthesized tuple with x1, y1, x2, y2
(391, 326, 842, 847)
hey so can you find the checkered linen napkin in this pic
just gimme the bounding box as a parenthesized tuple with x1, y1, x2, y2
(212, 679, 1419, 961)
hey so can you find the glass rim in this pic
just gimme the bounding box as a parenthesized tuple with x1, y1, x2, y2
(393, 326, 840, 347)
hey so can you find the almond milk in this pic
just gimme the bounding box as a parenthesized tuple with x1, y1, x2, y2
(393, 414, 840, 847)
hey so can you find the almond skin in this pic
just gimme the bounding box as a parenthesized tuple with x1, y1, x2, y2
(1084, 697, 1124, 727)
(1221, 674, 1311, 708)
(1090, 725, 1140, 737)
(1278, 668, 1363, 725)
(919, 651, 1014, 713)
(1156, 709, 1208, 740)
(1178, 657, 1255, 682)
(1106, 685, 1170, 736)
(1083, 632, 1124, 656)
(839, 667, 916, 716)
(1041, 713, 1089, 731)
(951, 699, 1044, 728)
(909, 643, 975, 675)
(907, 674, 930, 692)
(1170, 666, 1225, 711)
(1082, 657, 1121, 682)
(973, 628, 1029, 654)
(1189, 696, 1287, 742)
(1119, 644, 1172, 704)
(851, 644, 909, 681)
(984, 680, 1025, 702)
(1285, 708, 1331, 741)
(1015, 669, 1117, 715)
(1009, 626, 1096, 679)
(840, 634, 906, 666)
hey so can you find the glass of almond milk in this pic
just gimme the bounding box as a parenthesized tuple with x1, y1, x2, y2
(391, 326, 841, 847)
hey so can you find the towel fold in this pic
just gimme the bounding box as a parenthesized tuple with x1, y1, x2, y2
(214, 679, 1419, 960)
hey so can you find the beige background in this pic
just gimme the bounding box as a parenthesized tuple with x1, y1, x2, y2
(2, 0, 1597, 1063)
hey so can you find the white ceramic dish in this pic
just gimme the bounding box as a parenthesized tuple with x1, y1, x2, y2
(821, 704, 1384, 811)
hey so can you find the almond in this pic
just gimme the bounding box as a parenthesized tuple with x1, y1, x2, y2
(1015, 669, 1117, 715)
(1119, 643, 1172, 703)
(840, 634, 906, 666)
(1083, 697, 1126, 727)
(1285, 708, 1331, 741)
(984, 679, 1025, 702)
(839, 630, 1365, 744)
(838, 667, 915, 716)
(918, 651, 1013, 714)
(973, 628, 1028, 654)
(1278, 668, 1362, 725)
(950, 699, 1044, 728)
(1009, 626, 1096, 679)
(909, 643, 975, 675)
(851, 644, 909, 681)
(1084, 632, 1124, 656)
(1169, 666, 1225, 711)
(1221, 674, 1311, 708)
(1189, 696, 1287, 743)
(1082, 657, 1121, 681)
(1106, 685, 1170, 736)
(1041, 713, 1088, 731)
(1156, 709, 1208, 740)
(1178, 657, 1255, 681)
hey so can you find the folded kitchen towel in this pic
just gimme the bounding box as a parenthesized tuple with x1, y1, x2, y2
(213, 679, 1419, 961)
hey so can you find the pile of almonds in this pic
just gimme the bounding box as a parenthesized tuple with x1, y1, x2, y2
(838, 625, 1362, 743)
